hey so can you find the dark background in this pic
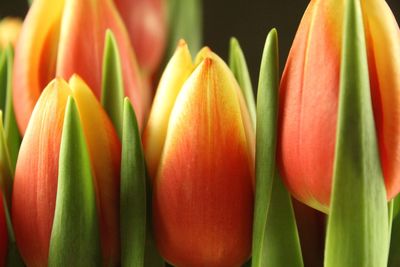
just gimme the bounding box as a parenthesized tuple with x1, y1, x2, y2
(1, 0, 399, 85)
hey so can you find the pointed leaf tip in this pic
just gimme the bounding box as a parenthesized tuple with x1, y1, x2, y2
(48, 97, 101, 267)
(102, 29, 125, 139)
(120, 98, 147, 266)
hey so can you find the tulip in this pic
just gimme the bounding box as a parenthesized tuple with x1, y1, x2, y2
(12, 75, 121, 266)
(114, 0, 167, 78)
(0, 196, 7, 267)
(13, 0, 149, 135)
(146, 42, 255, 267)
(278, 0, 400, 212)
(0, 17, 22, 48)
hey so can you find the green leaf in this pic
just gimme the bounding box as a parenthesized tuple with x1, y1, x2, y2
(388, 195, 400, 266)
(3, 46, 21, 169)
(229, 38, 256, 127)
(251, 29, 303, 267)
(0, 49, 6, 111)
(166, 0, 202, 57)
(120, 98, 147, 267)
(48, 97, 101, 267)
(0, 112, 13, 207)
(324, 0, 389, 266)
(262, 171, 303, 266)
(102, 30, 124, 139)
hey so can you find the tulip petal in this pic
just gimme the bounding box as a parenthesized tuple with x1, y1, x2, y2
(69, 75, 121, 266)
(12, 78, 70, 267)
(13, 0, 64, 135)
(324, 0, 388, 266)
(143, 40, 194, 179)
(120, 98, 146, 266)
(114, 0, 167, 76)
(278, 0, 344, 212)
(154, 53, 254, 267)
(56, 0, 149, 130)
(361, 0, 400, 200)
(102, 30, 125, 139)
(0, 18, 22, 49)
(48, 97, 101, 266)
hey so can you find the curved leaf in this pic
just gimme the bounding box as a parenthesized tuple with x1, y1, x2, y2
(48, 97, 101, 267)
(324, 0, 389, 266)
(101, 30, 125, 139)
(120, 98, 146, 266)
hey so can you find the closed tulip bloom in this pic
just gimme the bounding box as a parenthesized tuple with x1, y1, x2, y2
(114, 0, 167, 77)
(0, 17, 22, 48)
(278, 0, 400, 212)
(13, 0, 149, 135)
(12, 75, 121, 266)
(149, 44, 254, 267)
(0, 196, 6, 267)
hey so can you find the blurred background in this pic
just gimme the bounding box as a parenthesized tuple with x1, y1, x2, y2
(1, 0, 399, 85)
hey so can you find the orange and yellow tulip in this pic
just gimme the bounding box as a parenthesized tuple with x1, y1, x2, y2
(145, 42, 255, 267)
(114, 0, 167, 78)
(278, 0, 400, 212)
(13, 0, 149, 136)
(12, 75, 121, 266)
(0, 17, 22, 48)
(0, 196, 6, 267)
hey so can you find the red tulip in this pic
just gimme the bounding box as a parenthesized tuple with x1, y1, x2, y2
(0, 196, 7, 267)
(148, 43, 255, 267)
(114, 0, 167, 77)
(13, 0, 149, 135)
(12, 76, 121, 266)
(278, 0, 400, 212)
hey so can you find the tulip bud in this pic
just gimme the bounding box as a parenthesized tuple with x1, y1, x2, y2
(13, 0, 149, 135)
(147, 43, 254, 267)
(0, 17, 22, 49)
(0, 196, 7, 267)
(278, 0, 400, 212)
(12, 75, 121, 266)
(114, 0, 167, 77)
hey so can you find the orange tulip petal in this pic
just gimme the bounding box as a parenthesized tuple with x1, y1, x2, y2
(69, 75, 121, 266)
(278, 0, 343, 212)
(114, 0, 167, 76)
(143, 40, 194, 179)
(12, 78, 70, 267)
(56, 0, 149, 129)
(362, 0, 400, 199)
(13, 0, 64, 135)
(153, 55, 254, 267)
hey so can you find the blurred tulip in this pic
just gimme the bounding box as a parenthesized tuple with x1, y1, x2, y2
(114, 0, 167, 78)
(0, 196, 6, 267)
(147, 42, 255, 267)
(12, 75, 121, 266)
(13, 0, 149, 135)
(278, 0, 400, 212)
(0, 17, 22, 49)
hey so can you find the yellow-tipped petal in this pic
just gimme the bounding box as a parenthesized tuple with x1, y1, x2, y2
(143, 40, 194, 179)
(153, 53, 255, 267)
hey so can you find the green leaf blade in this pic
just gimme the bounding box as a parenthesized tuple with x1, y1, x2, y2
(120, 98, 147, 267)
(48, 97, 101, 267)
(252, 29, 303, 267)
(324, 0, 389, 266)
(166, 0, 202, 57)
(102, 30, 125, 139)
(229, 37, 256, 127)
